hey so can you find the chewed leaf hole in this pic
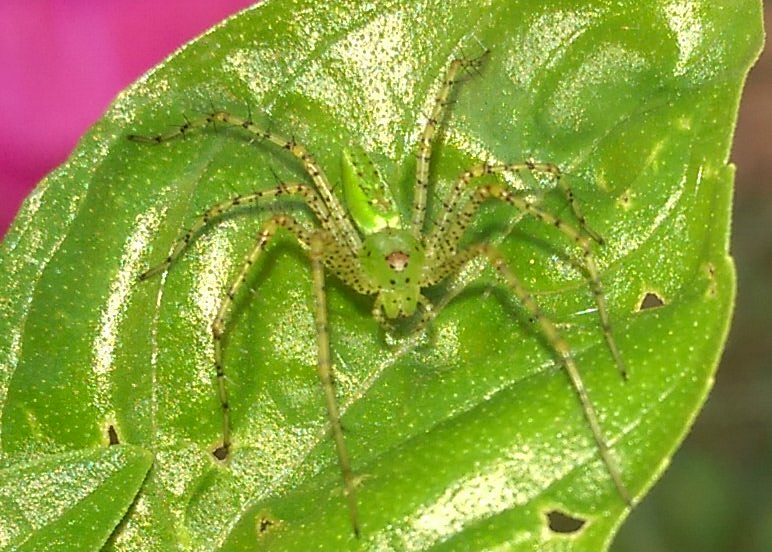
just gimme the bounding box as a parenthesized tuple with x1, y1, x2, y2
(546, 509, 587, 534)
(107, 425, 120, 445)
(639, 291, 665, 310)
(255, 512, 280, 537)
(212, 444, 229, 460)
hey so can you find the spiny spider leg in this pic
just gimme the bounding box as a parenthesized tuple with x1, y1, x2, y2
(209, 214, 314, 457)
(411, 49, 490, 235)
(427, 176, 627, 381)
(422, 241, 631, 505)
(129, 111, 362, 255)
(139, 183, 346, 281)
(208, 213, 360, 515)
(310, 233, 360, 537)
(426, 161, 560, 258)
(550, 168, 605, 245)
(428, 161, 602, 257)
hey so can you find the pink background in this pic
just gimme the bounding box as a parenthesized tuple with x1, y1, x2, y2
(0, 0, 255, 237)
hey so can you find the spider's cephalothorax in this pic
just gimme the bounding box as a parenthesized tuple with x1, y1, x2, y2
(131, 49, 632, 537)
(360, 228, 425, 319)
(339, 144, 427, 319)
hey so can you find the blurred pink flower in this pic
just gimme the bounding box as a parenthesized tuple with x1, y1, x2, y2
(0, 0, 255, 238)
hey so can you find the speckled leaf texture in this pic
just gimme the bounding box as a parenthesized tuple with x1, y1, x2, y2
(0, 1, 762, 551)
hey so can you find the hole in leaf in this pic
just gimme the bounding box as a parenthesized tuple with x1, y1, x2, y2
(546, 509, 586, 534)
(617, 189, 633, 210)
(107, 425, 120, 445)
(255, 513, 280, 538)
(212, 445, 229, 460)
(706, 262, 718, 297)
(639, 291, 665, 310)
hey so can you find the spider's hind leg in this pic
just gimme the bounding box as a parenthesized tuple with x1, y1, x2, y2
(425, 241, 632, 506)
(209, 214, 316, 459)
(309, 232, 361, 537)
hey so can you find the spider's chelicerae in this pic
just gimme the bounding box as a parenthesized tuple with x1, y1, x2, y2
(129, 50, 632, 536)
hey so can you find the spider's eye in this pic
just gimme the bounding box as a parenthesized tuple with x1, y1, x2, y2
(385, 251, 410, 272)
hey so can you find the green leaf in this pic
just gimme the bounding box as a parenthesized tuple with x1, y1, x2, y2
(0, 446, 151, 551)
(0, 1, 762, 551)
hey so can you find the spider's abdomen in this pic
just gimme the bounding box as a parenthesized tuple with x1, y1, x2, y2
(341, 147, 400, 234)
(360, 229, 424, 319)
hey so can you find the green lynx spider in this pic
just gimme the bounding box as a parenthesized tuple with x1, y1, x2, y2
(130, 50, 631, 536)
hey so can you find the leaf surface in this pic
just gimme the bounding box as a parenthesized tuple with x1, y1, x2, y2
(0, 446, 151, 551)
(0, 0, 762, 550)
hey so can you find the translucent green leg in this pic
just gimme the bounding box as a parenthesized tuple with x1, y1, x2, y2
(425, 242, 632, 506)
(209, 214, 313, 457)
(139, 183, 339, 281)
(427, 161, 602, 259)
(428, 181, 627, 380)
(129, 111, 362, 254)
(411, 50, 490, 235)
(310, 232, 360, 537)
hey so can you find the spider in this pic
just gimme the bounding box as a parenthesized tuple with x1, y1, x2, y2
(129, 49, 631, 537)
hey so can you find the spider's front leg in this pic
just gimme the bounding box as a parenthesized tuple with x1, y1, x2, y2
(411, 49, 490, 235)
(427, 161, 604, 261)
(422, 242, 633, 507)
(129, 111, 362, 254)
